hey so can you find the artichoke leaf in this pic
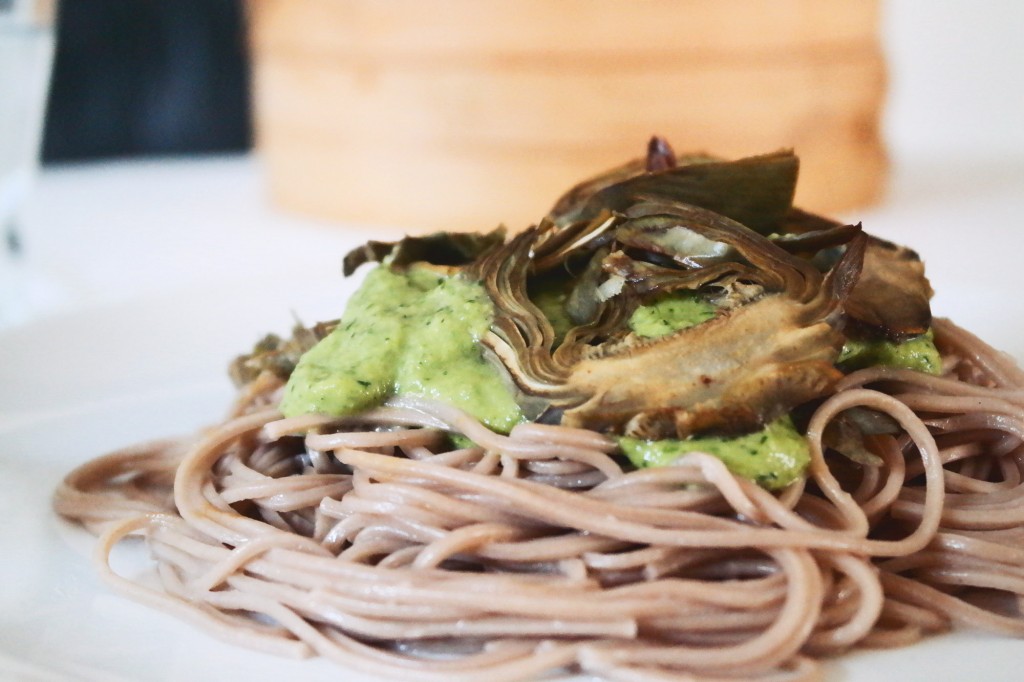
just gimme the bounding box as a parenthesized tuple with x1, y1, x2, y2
(564, 245, 614, 325)
(548, 150, 799, 236)
(467, 227, 570, 396)
(770, 223, 864, 257)
(547, 159, 646, 225)
(774, 209, 933, 340)
(619, 202, 828, 300)
(230, 320, 337, 387)
(342, 228, 506, 276)
(543, 136, 699, 221)
(561, 294, 846, 438)
(822, 407, 901, 467)
(845, 237, 933, 342)
(533, 211, 618, 273)
(600, 250, 760, 300)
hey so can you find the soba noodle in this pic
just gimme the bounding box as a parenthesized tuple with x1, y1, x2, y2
(54, 318, 1024, 681)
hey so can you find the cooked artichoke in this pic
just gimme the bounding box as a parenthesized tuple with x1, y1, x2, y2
(469, 200, 865, 439)
(327, 137, 932, 440)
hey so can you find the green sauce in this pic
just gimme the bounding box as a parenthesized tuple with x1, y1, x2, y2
(838, 329, 941, 375)
(530, 280, 575, 344)
(628, 291, 717, 338)
(619, 416, 810, 489)
(281, 268, 812, 487)
(280, 266, 523, 432)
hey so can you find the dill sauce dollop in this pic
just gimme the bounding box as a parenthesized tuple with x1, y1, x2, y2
(279, 266, 523, 432)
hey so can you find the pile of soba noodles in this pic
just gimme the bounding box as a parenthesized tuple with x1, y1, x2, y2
(55, 140, 1024, 681)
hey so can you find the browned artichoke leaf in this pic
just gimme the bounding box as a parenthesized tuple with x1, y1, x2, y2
(615, 218, 735, 269)
(548, 151, 798, 236)
(770, 223, 863, 257)
(532, 212, 619, 273)
(775, 209, 933, 341)
(342, 228, 506, 276)
(618, 202, 834, 301)
(600, 251, 763, 308)
(779, 207, 845, 235)
(564, 245, 613, 326)
(822, 419, 882, 466)
(547, 157, 646, 222)
(547, 135, 719, 223)
(469, 227, 572, 396)
(560, 294, 845, 438)
(229, 320, 337, 387)
(822, 408, 900, 466)
(559, 201, 861, 343)
(845, 237, 933, 342)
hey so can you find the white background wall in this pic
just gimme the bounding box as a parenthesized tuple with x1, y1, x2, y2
(883, 0, 1024, 159)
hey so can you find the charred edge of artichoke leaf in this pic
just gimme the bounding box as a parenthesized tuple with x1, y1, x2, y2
(548, 150, 799, 236)
(547, 159, 647, 223)
(813, 230, 867, 327)
(620, 201, 829, 301)
(770, 223, 863, 257)
(823, 407, 902, 467)
(564, 245, 615, 327)
(532, 211, 619, 273)
(229, 320, 337, 387)
(601, 252, 760, 299)
(469, 227, 573, 398)
(342, 228, 507, 276)
(843, 236, 933, 342)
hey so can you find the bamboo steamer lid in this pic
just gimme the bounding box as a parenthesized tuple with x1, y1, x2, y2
(249, 0, 885, 232)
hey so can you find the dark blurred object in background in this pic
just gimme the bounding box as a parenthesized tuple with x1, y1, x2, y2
(42, 0, 251, 162)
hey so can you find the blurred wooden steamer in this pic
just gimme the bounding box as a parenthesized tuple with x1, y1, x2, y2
(248, 0, 885, 232)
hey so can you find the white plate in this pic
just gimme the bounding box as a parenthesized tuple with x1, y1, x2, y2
(3, 255, 1024, 681)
